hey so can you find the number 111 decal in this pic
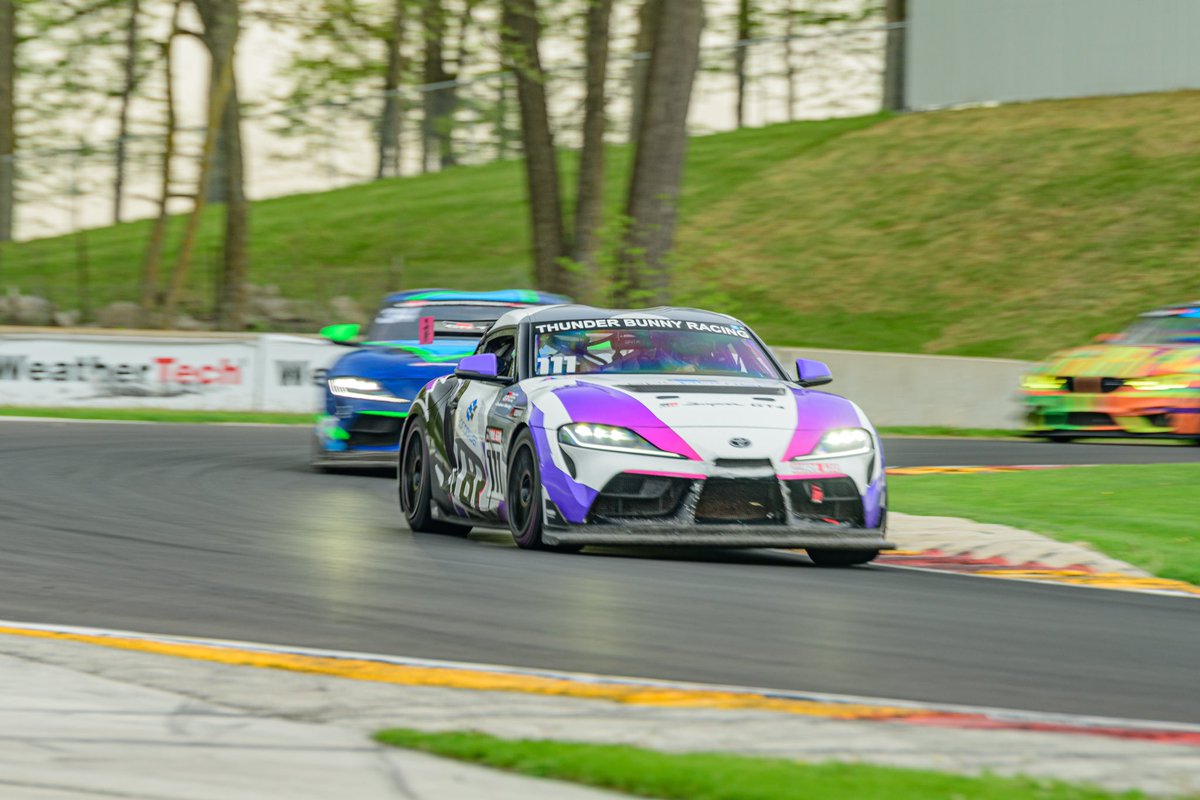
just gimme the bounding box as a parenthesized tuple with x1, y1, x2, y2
(537, 355, 578, 375)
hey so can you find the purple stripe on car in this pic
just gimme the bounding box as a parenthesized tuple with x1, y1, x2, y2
(863, 475, 885, 528)
(551, 383, 701, 460)
(783, 389, 864, 461)
(530, 406, 598, 524)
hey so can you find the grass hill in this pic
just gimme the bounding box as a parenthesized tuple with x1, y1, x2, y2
(5, 91, 1200, 360)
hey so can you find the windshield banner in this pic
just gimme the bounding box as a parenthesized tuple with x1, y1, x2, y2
(532, 318, 750, 338)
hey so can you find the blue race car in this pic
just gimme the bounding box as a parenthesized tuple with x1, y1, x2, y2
(313, 288, 569, 468)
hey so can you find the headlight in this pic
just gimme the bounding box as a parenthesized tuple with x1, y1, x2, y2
(794, 427, 874, 460)
(1021, 374, 1067, 392)
(1124, 374, 1197, 392)
(558, 423, 683, 458)
(328, 376, 409, 403)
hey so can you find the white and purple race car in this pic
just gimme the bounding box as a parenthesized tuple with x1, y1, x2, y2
(398, 305, 891, 565)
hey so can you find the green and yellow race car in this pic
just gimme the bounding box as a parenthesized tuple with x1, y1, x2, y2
(1021, 302, 1200, 442)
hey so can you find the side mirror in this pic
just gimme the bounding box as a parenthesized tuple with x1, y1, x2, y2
(795, 358, 832, 387)
(320, 323, 361, 346)
(1092, 333, 1121, 344)
(455, 353, 512, 385)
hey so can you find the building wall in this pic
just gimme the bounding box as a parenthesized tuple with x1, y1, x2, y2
(907, 0, 1200, 109)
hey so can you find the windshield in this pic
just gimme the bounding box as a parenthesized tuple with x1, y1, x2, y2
(532, 322, 780, 378)
(365, 302, 521, 342)
(1119, 315, 1200, 345)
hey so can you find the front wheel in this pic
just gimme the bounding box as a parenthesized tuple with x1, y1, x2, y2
(806, 548, 879, 567)
(399, 418, 470, 536)
(507, 430, 548, 550)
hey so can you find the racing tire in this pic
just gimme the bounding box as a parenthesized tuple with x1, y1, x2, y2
(399, 418, 471, 536)
(806, 548, 879, 567)
(1043, 433, 1076, 443)
(507, 430, 550, 550)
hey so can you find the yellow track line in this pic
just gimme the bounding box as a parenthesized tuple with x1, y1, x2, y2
(0, 624, 920, 721)
(974, 570, 1200, 596)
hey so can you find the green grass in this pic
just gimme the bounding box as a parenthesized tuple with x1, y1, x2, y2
(877, 426, 1020, 439)
(890, 464, 1200, 583)
(10, 91, 1200, 358)
(375, 728, 1143, 800)
(0, 406, 312, 425)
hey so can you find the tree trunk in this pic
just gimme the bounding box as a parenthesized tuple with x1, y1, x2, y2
(627, 0, 659, 145)
(377, 0, 405, 180)
(113, 0, 140, 224)
(783, 1, 795, 121)
(215, 76, 247, 329)
(141, 0, 182, 315)
(421, 0, 455, 171)
(0, 0, 15, 243)
(882, 0, 906, 111)
(615, 0, 704, 306)
(164, 0, 240, 319)
(571, 0, 612, 299)
(734, 0, 750, 128)
(501, 0, 567, 294)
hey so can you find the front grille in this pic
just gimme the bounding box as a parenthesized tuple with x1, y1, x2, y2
(786, 477, 864, 525)
(591, 474, 692, 520)
(1065, 377, 1124, 394)
(713, 458, 773, 468)
(694, 478, 785, 524)
(347, 414, 404, 447)
(1066, 412, 1114, 427)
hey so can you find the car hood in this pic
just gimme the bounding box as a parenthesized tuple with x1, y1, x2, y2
(529, 374, 863, 432)
(1033, 344, 1200, 378)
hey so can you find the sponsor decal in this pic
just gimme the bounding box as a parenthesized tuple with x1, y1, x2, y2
(275, 360, 329, 387)
(0, 354, 248, 399)
(464, 398, 479, 422)
(485, 426, 503, 444)
(418, 316, 436, 344)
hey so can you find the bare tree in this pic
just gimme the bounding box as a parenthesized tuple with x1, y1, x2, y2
(733, 0, 751, 128)
(0, 0, 15, 242)
(627, 0, 659, 145)
(162, 48, 234, 319)
(570, 0, 612, 294)
(141, 0, 183, 315)
(112, 0, 140, 224)
(615, 0, 704, 305)
(421, 0, 475, 171)
(501, 0, 568, 294)
(192, 0, 248, 329)
(882, 0, 906, 111)
(377, 0, 406, 179)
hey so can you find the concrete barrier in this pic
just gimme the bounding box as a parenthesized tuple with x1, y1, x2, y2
(773, 347, 1031, 429)
(0, 327, 1033, 427)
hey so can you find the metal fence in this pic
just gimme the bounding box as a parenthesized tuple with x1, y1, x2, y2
(0, 24, 891, 325)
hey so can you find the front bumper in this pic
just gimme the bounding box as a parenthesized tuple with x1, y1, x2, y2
(1023, 390, 1200, 436)
(542, 469, 889, 549)
(542, 523, 891, 549)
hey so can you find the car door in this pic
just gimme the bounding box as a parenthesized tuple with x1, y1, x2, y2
(448, 329, 517, 517)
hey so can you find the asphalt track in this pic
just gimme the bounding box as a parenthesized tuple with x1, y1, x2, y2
(2, 420, 1198, 723)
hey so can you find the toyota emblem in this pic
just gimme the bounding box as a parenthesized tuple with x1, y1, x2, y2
(729, 437, 751, 448)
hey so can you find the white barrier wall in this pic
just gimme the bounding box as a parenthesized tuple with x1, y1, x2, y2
(0, 330, 339, 412)
(775, 347, 1031, 429)
(0, 329, 1034, 427)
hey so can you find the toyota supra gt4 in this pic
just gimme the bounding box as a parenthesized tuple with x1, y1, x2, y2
(398, 305, 891, 565)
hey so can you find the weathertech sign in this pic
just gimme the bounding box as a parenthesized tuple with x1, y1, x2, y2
(0, 334, 340, 411)
(0, 355, 243, 386)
